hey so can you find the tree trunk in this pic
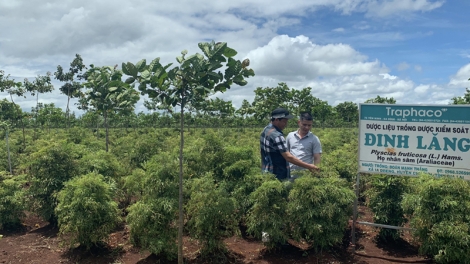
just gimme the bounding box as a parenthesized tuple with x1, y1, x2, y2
(66, 93, 71, 130)
(178, 100, 185, 264)
(34, 93, 38, 140)
(6, 128, 12, 174)
(10, 95, 26, 149)
(104, 111, 109, 152)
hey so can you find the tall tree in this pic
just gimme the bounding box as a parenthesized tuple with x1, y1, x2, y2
(0, 70, 27, 146)
(251, 83, 291, 122)
(289, 87, 327, 117)
(236, 99, 253, 119)
(81, 65, 140, 152)
(365, 95, 396, 104)
(123, 41, 254, 264)
(451, 87, 470, 105)
(23, 72, 54, 137)
(335, 101, 359, 123)
(54, 54, 86, 129)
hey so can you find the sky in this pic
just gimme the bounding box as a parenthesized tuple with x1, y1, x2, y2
(1, 0, 469, 115)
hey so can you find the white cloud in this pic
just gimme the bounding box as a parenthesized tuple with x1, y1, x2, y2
(449, 64, 470, 87)
(397, 62, 410, 71)
(414, 84, 430, 94)
(414, 65, 422, 72)
(0, 0, 463, 113)
(365, 0, 445, 17)
(246, 35, 387, 80)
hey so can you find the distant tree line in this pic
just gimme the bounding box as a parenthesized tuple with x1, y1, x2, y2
(1, 57, 469, 131)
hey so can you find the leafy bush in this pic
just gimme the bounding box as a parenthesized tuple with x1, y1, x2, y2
(322, 141, 358, 183)
(126, 152, 179, 260)
(246, 176, 289, 248)
(79, 150, 124, 180)
(186, 173, 238, 257)
(26, 141, 80, 224)
(220, 145, 257, 181)
(55, 172, 121, 250)
(366, 175, 409, 242)
(112, 132, 166, 171)
(0, 172, 26, 229)
(287, 175, 355, 250)
(402, 174, 470, 263)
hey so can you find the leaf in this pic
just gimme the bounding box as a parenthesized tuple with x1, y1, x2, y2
(125, 77, 135, 84)
(135, 59, 147, 72)
(122, 62, 132, 76)
(223, 47, 237, 58)
(198, 42, 211, 58)
(138, 83, 147, 91)
(212, 42, 227, 57)
(149, 58, 161, 72)
(126, 62, 138, 77)
(141, 70, 151, 80)
(176, 56, 184, 64)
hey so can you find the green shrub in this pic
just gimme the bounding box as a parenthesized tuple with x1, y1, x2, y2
(186, 173, 238, 257)
(26, 141, 80, 224)
(0, 172, 26, 229)
(246, 176, 289, 248)
(125, 152, 179, 260)
(287, 175, 355, 251)
(79, 150, 124, 180)
(402, 174, 470, 263)
(367, 175, 409, 242)
(322, 142, 357, 183)
(55, 172, 121, 250)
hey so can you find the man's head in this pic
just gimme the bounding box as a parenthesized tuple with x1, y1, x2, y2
(270, 108, 294, 130)
(297, 112, 313, 134)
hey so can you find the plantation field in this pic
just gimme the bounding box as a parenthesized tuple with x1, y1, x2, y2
(0, 205, 429, 264)
(1, 127, 468, 263)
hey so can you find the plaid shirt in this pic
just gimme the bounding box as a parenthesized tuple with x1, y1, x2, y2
(260, 123, 290, 180)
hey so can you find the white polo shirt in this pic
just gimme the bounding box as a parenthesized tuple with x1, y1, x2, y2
(286, 130, 322, 171)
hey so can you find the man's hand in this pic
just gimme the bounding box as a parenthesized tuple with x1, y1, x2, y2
(307, 164, 319, 173)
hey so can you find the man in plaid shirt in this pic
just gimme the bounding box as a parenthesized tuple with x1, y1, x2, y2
(260, 108, 319, 180)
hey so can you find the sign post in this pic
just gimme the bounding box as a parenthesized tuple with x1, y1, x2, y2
(352, 104, 470, 249)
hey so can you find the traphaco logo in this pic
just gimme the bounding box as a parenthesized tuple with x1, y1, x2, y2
(386, 107, 447, 118)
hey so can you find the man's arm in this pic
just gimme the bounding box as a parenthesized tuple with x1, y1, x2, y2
(281, 151, 319, 171)
(313, 153, 321, 165)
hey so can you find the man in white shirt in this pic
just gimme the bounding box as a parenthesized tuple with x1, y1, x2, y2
(286, 112, 322, 179)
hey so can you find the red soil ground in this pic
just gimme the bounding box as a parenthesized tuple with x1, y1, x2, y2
(0, 206, 432, 264)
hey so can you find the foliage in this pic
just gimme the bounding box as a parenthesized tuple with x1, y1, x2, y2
(186, 173, 238, 257)
(366, 175, 409, 242)
(364, 95, 396, 104)
(246, 176, 289, 248)
(402, 174, 470, 263)
(451, 87, 470, 104)
(79, 149, 124, 180)
(322, 141, 358, 183)
(54, 54, 86, 128)
(55, 172, 121, 250)
(0, 172, 26, 229)
(287, 175, 355, 251)
(335, 101, 358, 123)
(125, 151, 179, 259)
(81, 65, 140, 151)
(26, 141, 80, 224)
(123, 42, 254, 262)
